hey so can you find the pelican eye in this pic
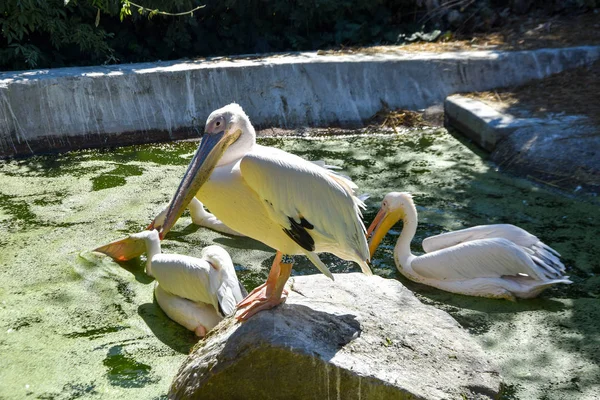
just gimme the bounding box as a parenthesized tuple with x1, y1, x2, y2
(215, 121, 221, 127)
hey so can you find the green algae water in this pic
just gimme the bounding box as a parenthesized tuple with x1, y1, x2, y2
(0, 129, 598, 399)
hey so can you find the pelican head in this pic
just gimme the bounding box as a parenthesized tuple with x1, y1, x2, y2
(367, 192, 416, 257)
(158, 103, 255, 237)
(202, 245, 236, 281)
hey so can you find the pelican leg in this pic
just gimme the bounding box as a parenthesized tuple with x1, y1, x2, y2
(236, 252, 282, 308)
(236, 254, 293, 321)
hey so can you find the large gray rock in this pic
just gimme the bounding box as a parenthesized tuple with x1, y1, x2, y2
(169, 273, 501, 400)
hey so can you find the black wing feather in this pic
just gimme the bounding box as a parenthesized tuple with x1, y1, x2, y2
(283, 216, 315, 251)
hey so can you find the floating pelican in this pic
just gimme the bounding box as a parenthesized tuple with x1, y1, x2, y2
(105, 229, 246, 336)
(155, 103, 371, 320)
(367, 192, 571, 300)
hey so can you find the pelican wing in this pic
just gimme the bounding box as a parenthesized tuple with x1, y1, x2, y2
(154, 284, 222, 333)
(412, 238, 554, 281)
(422, 224, 564, 277)
(240, 146, 371, 275)
(422, 224, 539, 252)
(150, 254, 217, 308)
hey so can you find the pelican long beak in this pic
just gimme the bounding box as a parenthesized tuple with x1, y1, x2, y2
(367, 207, 399, 258)
(93, 236, 146, 261)
(158, 129, 241, 238)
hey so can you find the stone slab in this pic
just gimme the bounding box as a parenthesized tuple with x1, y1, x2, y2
(1, 45, 599, 157)
(444, 95, 529, 151)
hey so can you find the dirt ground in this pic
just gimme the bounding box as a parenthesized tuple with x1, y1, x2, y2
(323, 12, 600, 54)
(464, 60, 600, 125)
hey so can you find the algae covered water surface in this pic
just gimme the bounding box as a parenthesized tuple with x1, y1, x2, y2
(0, 129, 598, 399)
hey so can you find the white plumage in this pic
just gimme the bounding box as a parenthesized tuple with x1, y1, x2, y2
(368, 192, 571, 300)
(420, 224, 565, 280)
(120, 230, 245, 336)
(154, 285, 222, 336)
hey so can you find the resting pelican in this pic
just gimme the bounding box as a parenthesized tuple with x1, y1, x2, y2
(155, 103, 371, 320)
(103, 229, 246, 336)
(367, 192, 571, 300)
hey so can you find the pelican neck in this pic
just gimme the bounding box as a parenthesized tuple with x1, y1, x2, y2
(395, 206, 418, 269)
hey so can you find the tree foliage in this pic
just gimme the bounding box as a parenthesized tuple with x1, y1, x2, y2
(1, 0, 596, 71)
(0, 0, 431, 71)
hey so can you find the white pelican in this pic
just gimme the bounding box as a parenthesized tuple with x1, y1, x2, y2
(155, 103, 371, 320)
(102, 229, 246, 337)
(367, 192, 571, 300)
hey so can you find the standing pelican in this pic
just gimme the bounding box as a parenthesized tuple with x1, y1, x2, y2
(367, 192, 571, 300)
(156, 103, 371, 320)
(122, 229, 246, 336)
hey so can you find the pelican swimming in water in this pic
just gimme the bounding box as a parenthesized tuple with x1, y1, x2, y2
(154, 103, 371, 320)
(367, 192, 571, 300)
(116, 229, 246, 336)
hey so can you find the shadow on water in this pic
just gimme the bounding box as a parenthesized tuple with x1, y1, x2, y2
(164, 224, 272, 253)
(137, 301, 198, 354)
(5, 140, 198, 180)
(165, 223, 203, 239)
(116, 257, 155, 285)
(212, 235, 273, 252)
(103, 344, 160, 388)
(36, 382, 99, 400)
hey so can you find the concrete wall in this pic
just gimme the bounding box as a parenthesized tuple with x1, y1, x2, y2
(1, 45, 599, 157)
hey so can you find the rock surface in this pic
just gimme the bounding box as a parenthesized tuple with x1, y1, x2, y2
(169, 273, 501, 400)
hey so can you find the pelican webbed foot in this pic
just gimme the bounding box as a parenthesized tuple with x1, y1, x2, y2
(236, 252, 293, 320)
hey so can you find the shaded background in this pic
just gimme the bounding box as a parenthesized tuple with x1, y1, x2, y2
(1, 0, 598, 71)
